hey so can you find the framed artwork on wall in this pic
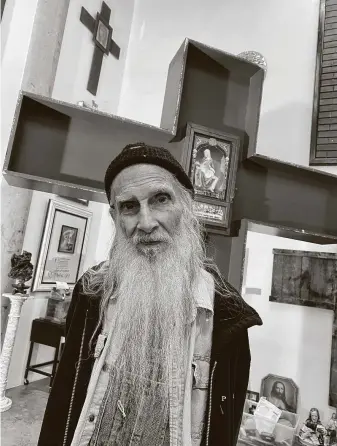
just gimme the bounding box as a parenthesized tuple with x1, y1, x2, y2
(57, 225, 78, 254)
(32, 199, 92, 292)
(260, 374, 299, 414)
(182, 123, 241, 233)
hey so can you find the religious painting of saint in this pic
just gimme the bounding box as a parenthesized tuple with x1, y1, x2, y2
(191, 136, 230, 200)
(57, 225, 78, 254)
(182, 123, 241, 233)
(260, 374, 299, 414)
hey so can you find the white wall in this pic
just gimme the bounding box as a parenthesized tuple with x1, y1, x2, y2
(1, 0, 39, 343)
(118, 0, 337, 177)
(244, 230, 337, 424)
(5, 0, 131, 388)
(53, 0, 135, 113)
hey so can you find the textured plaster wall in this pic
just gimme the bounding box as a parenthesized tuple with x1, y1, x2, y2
(4, 0, 133, 388)
(1, 0, 39, 343)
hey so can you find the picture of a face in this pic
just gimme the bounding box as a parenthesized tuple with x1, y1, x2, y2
(310, 410, 318, 423)
(261, 375, 298, 414)
(275, 382, 285, 396)
(58, 225, 78, 254)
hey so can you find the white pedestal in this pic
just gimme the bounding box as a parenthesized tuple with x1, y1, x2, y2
(0, 293, 29, 412)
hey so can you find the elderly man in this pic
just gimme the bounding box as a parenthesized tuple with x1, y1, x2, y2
(38, 143, 262, 446)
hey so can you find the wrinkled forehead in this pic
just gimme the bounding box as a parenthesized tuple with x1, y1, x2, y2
(110, 164, 178, 202)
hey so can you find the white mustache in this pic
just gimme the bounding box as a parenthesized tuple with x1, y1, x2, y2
(133, 234, 171, 244)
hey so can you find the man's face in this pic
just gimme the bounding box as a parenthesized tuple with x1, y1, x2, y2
(275, 382, 284, 396)
(110, 164, 183, 257)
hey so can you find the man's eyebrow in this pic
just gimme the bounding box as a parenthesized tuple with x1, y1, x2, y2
(115, 186, 175, 203)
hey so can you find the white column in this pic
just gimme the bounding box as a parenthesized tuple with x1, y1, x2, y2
(0, 293, 28, 412)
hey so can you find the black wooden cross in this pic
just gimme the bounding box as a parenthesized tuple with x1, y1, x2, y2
(3, 39, 337, 406)
(80, 1, 120, 96)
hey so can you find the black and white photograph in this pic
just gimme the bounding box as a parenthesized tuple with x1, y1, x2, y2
(2, 2, 337, 446)
(260, 374, 299, 413)
(246, 390, 260, 403)
(57, 225, 78, 254)
(31, 199, 92, 291)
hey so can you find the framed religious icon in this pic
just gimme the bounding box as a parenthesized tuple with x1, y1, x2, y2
(260, 374, 299, 414)
(182, 123, 241, 232)
(32, 199, 92, 292)
(57, 225, 78, 254)
(94, 12, 112, 54)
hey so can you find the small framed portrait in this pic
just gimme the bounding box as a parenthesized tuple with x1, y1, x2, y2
(182, 123, 241, 232)
(57, 225, 78, 254)
(94, 13, 112, 54)
(183, 123, 241, 203)
(246, 390, 260, 403)
(261, 374, 299, 413)
(32, 199, 92, 291)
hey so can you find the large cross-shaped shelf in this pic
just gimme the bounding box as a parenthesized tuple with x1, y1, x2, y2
(3, 39, 337, 404)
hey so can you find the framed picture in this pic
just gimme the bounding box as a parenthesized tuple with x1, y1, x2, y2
(182, 123, 241, 231)
(32, 199, 92, 292)
(57, 225, 78, 254)
(246, 390, 260, 403)
(94, 12, 112, 54)
(260, 374, 299, 413)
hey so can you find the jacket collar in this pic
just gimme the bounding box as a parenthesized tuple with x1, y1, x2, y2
(206, 266, 263, 350)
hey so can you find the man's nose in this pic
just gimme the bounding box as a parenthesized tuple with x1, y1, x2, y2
(137, 205, 158, 233)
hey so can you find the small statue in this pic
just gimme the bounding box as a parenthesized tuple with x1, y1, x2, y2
(8, 251, 34, 294)
(326, 413, 337, 445)
(298, 408, 326, 445)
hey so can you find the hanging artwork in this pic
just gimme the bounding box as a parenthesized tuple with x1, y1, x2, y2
(182, 123, 241, 233)
(260, 374, 299, 414)
(32, 199, 92, 291)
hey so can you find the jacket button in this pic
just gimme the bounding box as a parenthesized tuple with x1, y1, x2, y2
(89, 414, 95, 422)
(102, 362, 108, 372)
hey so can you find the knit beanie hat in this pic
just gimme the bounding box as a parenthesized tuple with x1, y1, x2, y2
(104, 142, 194, 203)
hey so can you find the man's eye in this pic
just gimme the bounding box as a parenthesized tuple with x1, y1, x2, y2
(155, 193, 170, 204)
(120, 201, 136, 212)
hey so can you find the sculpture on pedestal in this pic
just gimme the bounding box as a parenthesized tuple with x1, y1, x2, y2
(8, 250, 33, 294)
(0, 251, 34, 412)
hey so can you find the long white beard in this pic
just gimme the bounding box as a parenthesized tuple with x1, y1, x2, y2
(108, 223, 199, 386)
(81, 183, 207, 425)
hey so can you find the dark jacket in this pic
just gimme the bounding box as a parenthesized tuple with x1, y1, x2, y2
(38, 269, 262, 446)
